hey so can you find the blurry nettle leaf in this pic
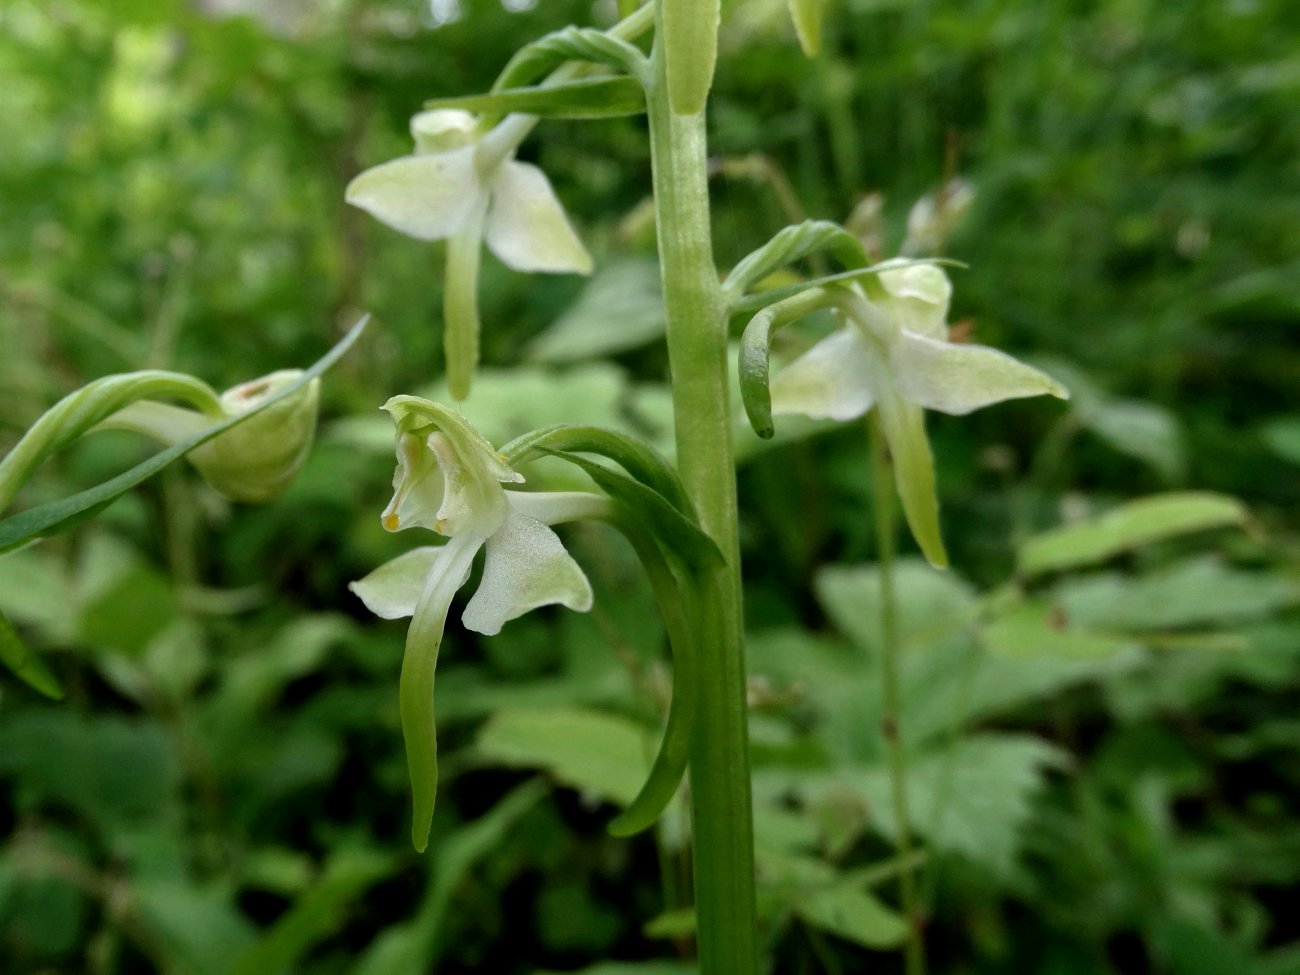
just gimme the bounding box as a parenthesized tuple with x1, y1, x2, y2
(1261, 415, 1300, 466)
(1046, 359, 1187, 480)
(527, 259, 666, 363)
(476, 707, 653, 808)
(1018, 492, 1249, 577)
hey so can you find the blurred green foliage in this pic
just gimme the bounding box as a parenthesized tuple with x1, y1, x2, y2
(1, 0, 1298, 973)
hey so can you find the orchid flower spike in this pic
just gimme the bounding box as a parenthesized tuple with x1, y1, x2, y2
(349, 396, 603, 851)
(769, 262, 1068, 567)
(345, 111, 593, 400)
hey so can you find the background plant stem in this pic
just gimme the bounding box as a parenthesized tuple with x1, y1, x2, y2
(646, 29, 760, 975)
(869, 414, 926, 975)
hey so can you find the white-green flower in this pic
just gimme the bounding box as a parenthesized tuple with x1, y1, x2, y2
(349, 396, 599, 850)
(769, 263, 1068, 567)
(345, 110, 592, 400)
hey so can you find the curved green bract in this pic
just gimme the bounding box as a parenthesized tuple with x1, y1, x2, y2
(0, 315, 370, 555)
(737, 286, 839, 439)
(500, 423, 691, 516)
(0, 370, 221, 513)
(494, 25, 650, 93)
(721, 219, 870, 300)
(605, 516, 697, 836)
(425, 77, 646, 121)
(730, 257, 964, 318)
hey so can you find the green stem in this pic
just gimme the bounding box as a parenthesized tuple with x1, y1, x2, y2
(647, 29, 759, 975)
(868, 415, 926, 975)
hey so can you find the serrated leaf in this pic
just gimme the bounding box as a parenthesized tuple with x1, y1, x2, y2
(425, 76, 645, 120)
(795, 883, 908, 949)
(476, 707, 650, 807)
(980, 601, 1137, 658)
(0, 315, 368, 554)
(131, 882, 257, 975)
(526, 259, 665, 362)
(1018, 492, 1248, 577)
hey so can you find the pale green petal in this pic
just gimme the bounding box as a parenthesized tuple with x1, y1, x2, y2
(410, 109, 477, 154)
(484, 161, 593, 274)
(877, 263, 951, 339)
(345, 148, 481, 241)
(461, 508, 593, 636)
(505, 490, 613, 526)
(381, 432, 446, 533)
(348, 546, 445, 620)
(399, 534, 483, 852)
(770, 326, 878, 421)
(874, 378, 948, 568)
(891, 331, 1069, 416)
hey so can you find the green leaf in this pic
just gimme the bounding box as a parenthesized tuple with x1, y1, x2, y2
(131, 882, 257, 975)
(662, 0, 720, 115)
(1261, 415, 1300, 466)
(1017, 492, 1249, 578)
(426, 76, 645, 120)
(353, 781, 547, 975)
(231, 849, 394, 975)
(980, 600, 1137, 658)
(476, 707, 652, 808)
(0, 607, 63, 699)
(540, 448, 723, 575)
(795, 883, 908, 949)
(788, 0, 826, 57)
(0, 315, 368, 554)
(526, 259, 665, 362)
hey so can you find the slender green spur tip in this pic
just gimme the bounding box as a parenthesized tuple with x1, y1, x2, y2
(788, 0, 826, 57)
(662, 0, 721, 116)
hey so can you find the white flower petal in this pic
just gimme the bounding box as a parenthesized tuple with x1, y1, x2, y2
(461, 508, 593, 636)
(345, 148, 481, 241)
(505, 490, 613, 526)
(877, 263, 951, 339)
(770, 327, 878, 421)
(349, 546, 447, 620)
(891, 331, 1069, 416)
(484, 160, 593, 274)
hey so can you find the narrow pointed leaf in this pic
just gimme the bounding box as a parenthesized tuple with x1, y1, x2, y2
(1018, 492, 1249, 578)
(0, 315, 370, 554)
(0, 608, 63, 699)
(788, 0, 826, 57)
(427, 77, 645, 120)
(540, 449, 723, 575)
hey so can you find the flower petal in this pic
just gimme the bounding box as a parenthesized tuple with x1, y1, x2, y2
(874, 378, 948, 568)
(345, 148, 481, 241)
(891, 331, 1069, 416)
(411, 109, 477, 154)
(461, 508, 593, 636)
(348, 546, 446, 619)
(770, 326, 878, 421)
(484, 160, 593, 274)
(877, 263, 951, 339)
(399, 534, 483, 852)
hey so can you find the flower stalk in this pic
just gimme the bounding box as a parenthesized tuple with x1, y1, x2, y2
(646, 16, 760, 974)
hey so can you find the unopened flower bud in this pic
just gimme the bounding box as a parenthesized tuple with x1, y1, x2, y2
(189, 370, 320, 503)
